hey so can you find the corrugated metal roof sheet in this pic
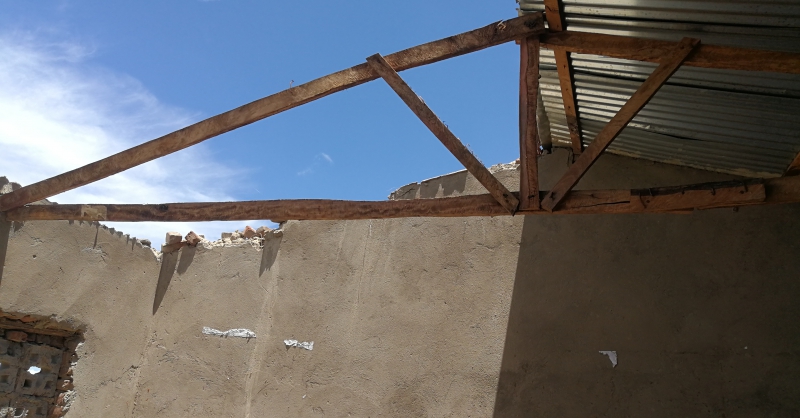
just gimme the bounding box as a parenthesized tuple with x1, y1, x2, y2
(519, 0, 800, 177)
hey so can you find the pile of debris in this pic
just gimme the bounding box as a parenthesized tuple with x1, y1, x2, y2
(159, 226, 283, 254)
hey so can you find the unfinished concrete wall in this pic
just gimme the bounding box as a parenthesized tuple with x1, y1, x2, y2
(1, 149, 799, 417)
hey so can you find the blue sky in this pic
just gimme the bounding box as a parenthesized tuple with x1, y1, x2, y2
(0, 1, 523, 244)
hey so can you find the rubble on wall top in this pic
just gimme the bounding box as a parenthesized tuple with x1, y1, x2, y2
(0, 176, 51, 205)
(0, 176, 19, 194)
(159, 226, 283, 256)
(490, 160, 521, 173)
(388, 160, 520, 200)
(1, 176, 283, 258)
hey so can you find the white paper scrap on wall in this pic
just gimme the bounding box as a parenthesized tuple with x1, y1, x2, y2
(284, 339, 314, 350)
(599, 351, 617, 367)
(202, 327, 256, 338)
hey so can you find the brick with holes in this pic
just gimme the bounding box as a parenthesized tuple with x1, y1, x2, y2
(22, 344, 62, 375)
(0, 362, 20, 394)
(0, 339, 14, 356)
(15, 372, 58, 398)
(11, 395, 50, 418)
(0, 340, 22, 394)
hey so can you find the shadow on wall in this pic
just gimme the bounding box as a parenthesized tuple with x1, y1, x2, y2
(259, 236, 281, 277)
(152, 235, 281, 314)
(0, 218, 24, 288)
(153, 247, 197, 315)
(494, 208, 800, 417)
(390, 170, 471, 200)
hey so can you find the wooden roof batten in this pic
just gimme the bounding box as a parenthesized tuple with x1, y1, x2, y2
(543, 0, 584, 157)
(541, 37, 701, 212)
(2, 11, 800, 223)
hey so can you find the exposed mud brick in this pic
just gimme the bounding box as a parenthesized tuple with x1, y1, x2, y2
(58, 366, 72, 379)
(47, 337, 64, 349)
(255, 226, 271, 237)
(57, 380, 73, 391)
(56, 392, 66, 406)
(59, 352, 72, 371)
(58, 362, 69, 378)
(243, 226, 257, 239)
(63, 338, 79, 352)
(19, 316, 36, 323)
(49, 405, 63, 418)
(185, 231, 201, 246)
(160, 241, 185, 253)
(34, 335, 51, 345)
(5, 331, 27, 343)
(165, 232, 182, 245)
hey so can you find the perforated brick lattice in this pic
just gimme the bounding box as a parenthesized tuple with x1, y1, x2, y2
(0, 328, 76, 418)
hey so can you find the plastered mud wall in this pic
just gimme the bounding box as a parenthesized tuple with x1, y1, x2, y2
(1, 149, 798, 417)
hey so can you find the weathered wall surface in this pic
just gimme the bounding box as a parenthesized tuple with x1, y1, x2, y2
(0, 219, 160, 417)
(1, 149, 799, 417)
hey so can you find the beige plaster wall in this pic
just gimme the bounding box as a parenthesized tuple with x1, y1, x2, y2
(1, 150, 798, 417)
(0, 219, 159, 416)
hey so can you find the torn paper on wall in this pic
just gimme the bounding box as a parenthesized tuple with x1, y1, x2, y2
(284, 339, 314, 350)
(599, 350, 617, 367)
(202, 327, 256, 338)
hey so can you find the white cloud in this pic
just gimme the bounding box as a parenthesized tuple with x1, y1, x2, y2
(0, 31, 271, 245)
(296, 152, 333, 176)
